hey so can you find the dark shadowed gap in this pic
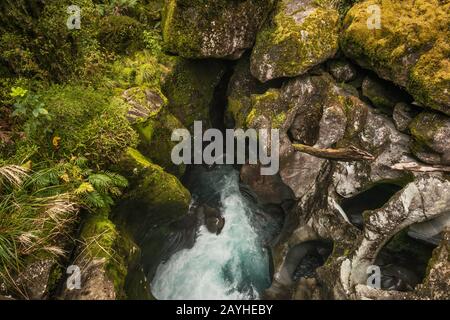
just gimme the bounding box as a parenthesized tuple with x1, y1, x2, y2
(341, 183, 404, 229)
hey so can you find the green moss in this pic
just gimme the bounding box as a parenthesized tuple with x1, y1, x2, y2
(409, 112, 448, 151)
(119, 148, 190, 209)
(109, 50, 178, 93)
(247, 88, 287, 128)
(162, 59, 226, 130)
(32, 85, 138, 166)
(135, 108, 186, 177)
(0, 0, 102, 82)
(114, 148, 191, 237)
(80, 213, 139, 298)
(251, 0, 339, 81)
(341, 0, 450, 114)
(98, 15, 143, 54)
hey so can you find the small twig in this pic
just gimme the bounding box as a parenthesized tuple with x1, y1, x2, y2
(292, 144, 375, 162)
(391, 162, 450, 173)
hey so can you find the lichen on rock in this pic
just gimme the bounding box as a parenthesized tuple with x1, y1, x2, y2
(162, 0, 274, 59)
(250, 0, 340, 82)
(409, 112, 450, 165)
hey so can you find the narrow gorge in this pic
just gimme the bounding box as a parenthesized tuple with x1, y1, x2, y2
(0, 0, 449, 301)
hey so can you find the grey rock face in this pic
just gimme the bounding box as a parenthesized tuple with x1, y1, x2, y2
(163, 0, 274, 59)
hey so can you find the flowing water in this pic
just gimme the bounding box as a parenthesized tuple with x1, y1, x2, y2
(151, 165, 277, 300)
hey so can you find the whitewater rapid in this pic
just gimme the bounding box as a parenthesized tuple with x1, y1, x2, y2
(151, 167, 271, 300)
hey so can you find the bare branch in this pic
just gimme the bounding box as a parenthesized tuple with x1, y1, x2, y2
(391, 162, 450, 173)
(292, 144, 375, 162)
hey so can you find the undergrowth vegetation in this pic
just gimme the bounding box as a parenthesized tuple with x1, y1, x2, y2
(0, 0, 165, 296)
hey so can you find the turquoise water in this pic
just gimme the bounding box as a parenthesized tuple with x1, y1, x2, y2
(151, 166, 271, 300)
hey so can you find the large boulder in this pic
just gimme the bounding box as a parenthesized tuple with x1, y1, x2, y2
(250, 0, 339, 82)
(341, 0, 450, 115)
(162, 0, 274, 59)
(113, 148, 192, 286)
(61, 213, 139, 300)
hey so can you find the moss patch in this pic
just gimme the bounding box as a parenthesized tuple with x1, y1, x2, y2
(251, 0, 339, 81)
(341, 0, 450, 114)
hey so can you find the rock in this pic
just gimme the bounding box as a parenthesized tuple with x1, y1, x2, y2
(333, 108, 414, 198)
(61, 258, 115, 300)
(327, 59, 358, 83)
(341, 0, 450, 115)
(195, 204, 225, 235)
(293, 277, 322, 300)
(115, 148, 191, 238)
(162, 59, 226, 130)
(408, 213, 450, 246)
(240, 163, 294, 206)
(362, 75, 410, 111)
(13, 259, 56, 299)
(162, 0, 274, 59)
(409, 112, 450, 165)
(349, 175, 450, 286)
(113, 148, 191, 285)
(250, 0, 339, 82)
(122, 87, 166, 124)
(392, 102, 419, 133)
(415, 230, 450, 299)
(225, 55, 273, 129)
(135, 108, 187, 178)
(61, 214, 139, 300)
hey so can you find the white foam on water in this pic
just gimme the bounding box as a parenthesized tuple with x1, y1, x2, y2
(151, 171, 270, 300)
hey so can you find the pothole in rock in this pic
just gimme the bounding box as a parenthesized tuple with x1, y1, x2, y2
(341, 183, 404, 229)
(375, 229, 437, 292)
(283, 240, 333, 284)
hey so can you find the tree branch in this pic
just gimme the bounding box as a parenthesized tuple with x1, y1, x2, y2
(292, 144, 375, 162)
(391, 162, 450, 173)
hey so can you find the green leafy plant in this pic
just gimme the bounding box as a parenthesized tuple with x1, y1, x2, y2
(0, 158, 129, 294)
(10, 87, 51, 138)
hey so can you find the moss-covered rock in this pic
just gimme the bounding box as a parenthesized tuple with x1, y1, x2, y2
(61, 211, 140, 300)
(341, 0, 450, 115)
(112, 149, 191, 289)
(225, 55, 273, 129)
(409, 112, 450, 165)
(135, 107, 187, 178)
(98, 15, 143, 54)
(361, 74, 410, 111)
(247, 89, 287, 129)
(162, 59, 226, 130)
(122, 86, 167, 124)
(162, 0, 274, 59)
(115, 148, 191, 236)
(250, 0, 339, 82)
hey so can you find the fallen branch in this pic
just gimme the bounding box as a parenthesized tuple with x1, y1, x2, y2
(292, 144, 375, 161)
(391, 162, 450, 173)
